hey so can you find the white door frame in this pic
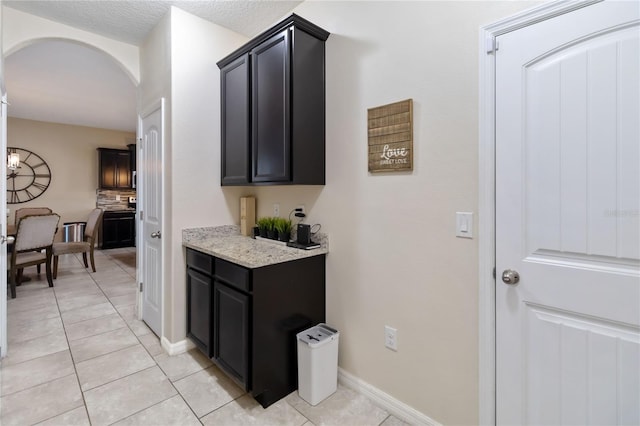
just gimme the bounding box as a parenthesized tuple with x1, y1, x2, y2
(136, 98, 165, 340)
(477, 1, 603, 424)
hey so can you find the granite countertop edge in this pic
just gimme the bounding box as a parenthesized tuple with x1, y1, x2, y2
(182, 225, 328, 269)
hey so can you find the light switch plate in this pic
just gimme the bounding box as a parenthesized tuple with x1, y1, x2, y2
(456, 212, 473, 239)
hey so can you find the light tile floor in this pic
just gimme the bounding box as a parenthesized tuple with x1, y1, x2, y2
(1, 248, 409, 425)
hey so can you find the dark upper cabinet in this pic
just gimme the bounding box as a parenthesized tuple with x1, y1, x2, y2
(221, 54, 251, 185)
(218, 14, 329, 186)
(98, 148, 132, 189)
(251, 29, 291, 183)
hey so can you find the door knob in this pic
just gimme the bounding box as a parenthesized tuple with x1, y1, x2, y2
(150, 231, 161, 239)
(0, 235, 15, 244)
(501, 269, 520, 285)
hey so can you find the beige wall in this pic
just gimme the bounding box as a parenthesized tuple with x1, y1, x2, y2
(7, 117, 134, 226)
(139, 8, 247, 342)
(244, 2, 539, 424)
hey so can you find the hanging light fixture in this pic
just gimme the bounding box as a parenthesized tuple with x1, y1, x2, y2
(7, 148, 20, 170)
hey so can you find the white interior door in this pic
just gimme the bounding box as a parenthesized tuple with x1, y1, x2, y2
(140, 102, 163, 337)
(496, 2, 640, 424)
(0, 92, 7, 358)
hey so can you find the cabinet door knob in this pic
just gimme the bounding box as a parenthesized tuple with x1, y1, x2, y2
(150, 231, 161, 239)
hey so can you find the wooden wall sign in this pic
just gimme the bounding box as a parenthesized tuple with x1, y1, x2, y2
(367, 99, 413, 172)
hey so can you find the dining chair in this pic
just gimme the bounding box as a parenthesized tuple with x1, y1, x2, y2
(8, 213, 60, 298)
(14, 207, 53, 275)
(52, 208, 104, 279)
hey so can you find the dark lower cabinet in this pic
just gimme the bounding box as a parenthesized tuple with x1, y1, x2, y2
(187, 269, 212, 357)
(214, 281, 250, 388)
(100, 211, 135, 249)
(185, 247, 325, 408)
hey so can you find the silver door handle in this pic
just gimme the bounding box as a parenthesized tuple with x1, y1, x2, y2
(150, 231, 161, 239)
(1, 235, 15, 244)
(501, 269, 520, 285)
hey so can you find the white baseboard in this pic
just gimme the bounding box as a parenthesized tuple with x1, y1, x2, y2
(338, 368, 441, 426)
(160, 336, 195, 356)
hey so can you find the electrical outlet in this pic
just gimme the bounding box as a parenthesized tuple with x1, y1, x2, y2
(116, 195, 121, 201)
(384, 325, 398, 351)
(296, 205, 305, 215)
(273, 203, 280, 217)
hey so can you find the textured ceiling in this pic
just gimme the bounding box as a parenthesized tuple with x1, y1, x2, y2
(3, 0, 302, 44)
(3, 1, 301, 132)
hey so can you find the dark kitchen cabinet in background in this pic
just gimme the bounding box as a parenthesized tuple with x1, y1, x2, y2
(98, 148, 132, 189)
(185, 247, 325, 408)
(100, 210, 135, 249)
(127, 143, 137, 189)
(218, 14, 329, 186)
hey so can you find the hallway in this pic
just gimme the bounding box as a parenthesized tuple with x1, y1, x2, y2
(1, 248, 404, 425)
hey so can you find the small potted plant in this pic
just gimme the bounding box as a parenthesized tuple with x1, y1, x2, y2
(275, 218, 292, 242)
(256, 217, 270, 238)
(266, 217, 278, 240)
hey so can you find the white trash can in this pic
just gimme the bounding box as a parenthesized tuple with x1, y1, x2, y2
(296, 323, 339, 405)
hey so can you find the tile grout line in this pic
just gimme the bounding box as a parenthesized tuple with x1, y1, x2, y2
(51, 253, 96, 426)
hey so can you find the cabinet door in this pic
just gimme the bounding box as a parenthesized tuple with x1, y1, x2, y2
(214, 281, 250, 389)
(251, 29, 291, 183)
(101, 215, 135, 248)
(187, 268, 212, 357)
(99, 149, 131, 189)
(115, 151, 131, 188)
(221, 54, 251, 185)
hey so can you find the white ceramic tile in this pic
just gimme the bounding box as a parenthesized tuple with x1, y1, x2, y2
(155, 348, 213, 381)
(61, 302, 116, 325)
(57, 293, 110, 313)
(285, 386, 389, 426)
(138, 333, 164, 356)
(36, 406, 90, 426)
(7, 316, 64, 344)
(2, 331, 69, 366)
(201, 393, 307, 426)
(69, 327, 138, 362)
(8, 303, 59, 326)
(127, 318, 152, 337)
(75, 344, 156, 391)
(64, 313, 127, 341)
(0, 374, 83, 426)
(380, 415, 411, 426)
(174, 365, 245, 417)
(112, 395, 201, 426)
(83, 366, 177, 426)
(1, 350, 74, 396)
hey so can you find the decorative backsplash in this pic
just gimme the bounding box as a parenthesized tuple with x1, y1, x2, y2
(96, 189, 136, 210)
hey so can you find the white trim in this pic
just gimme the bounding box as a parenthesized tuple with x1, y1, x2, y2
(338, 368, 440, 426)
(0, 93, 7, 358)
(161, 336, 195, 356)
(477, 1, 603, 424)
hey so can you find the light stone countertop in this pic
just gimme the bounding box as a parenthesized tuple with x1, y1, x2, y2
(182, 225, 328, 269)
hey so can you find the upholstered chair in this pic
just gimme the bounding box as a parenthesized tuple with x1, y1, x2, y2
(52, 208, 104, 279)
(8, 214, 60, 298)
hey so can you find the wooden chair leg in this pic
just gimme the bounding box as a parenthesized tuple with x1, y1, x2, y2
(9, 268, 16, 299)
(45, 251, 54, 287)
(16, 268, 23, 286)
(53, 255, 59, 279)
(82, 252, 89, 268)
(89, 248, 96, 273)
(37, 264, 41, 274)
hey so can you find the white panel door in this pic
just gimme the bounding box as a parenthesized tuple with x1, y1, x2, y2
(0, 93, 7, 358)
(496, 2, 640, 424)
(140, 104, 163, 336)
